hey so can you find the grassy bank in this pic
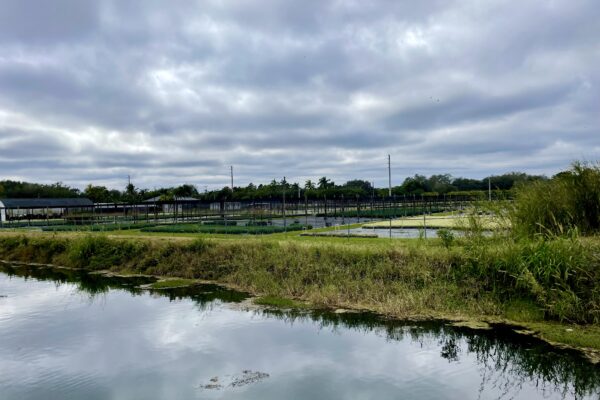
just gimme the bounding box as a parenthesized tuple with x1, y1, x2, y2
(0, 232, 599, 352)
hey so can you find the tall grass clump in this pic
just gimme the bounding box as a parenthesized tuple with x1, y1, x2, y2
(510, 162, 600, 237)
(460, 235, 600, 323)
(66, 236, 148, 270)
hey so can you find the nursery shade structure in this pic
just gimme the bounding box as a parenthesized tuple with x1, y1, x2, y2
(0, 198, 93, 223)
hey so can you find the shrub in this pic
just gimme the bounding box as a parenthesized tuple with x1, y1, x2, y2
(437, 229, 455, 249)
(510, 162, 600, 237)
(202, 220, 238, 226)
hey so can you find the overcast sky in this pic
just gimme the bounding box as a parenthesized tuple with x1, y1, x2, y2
(0, 0, 598, 190)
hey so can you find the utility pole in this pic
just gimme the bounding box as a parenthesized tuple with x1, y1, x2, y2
(488, 177, 492, 201)
(388, 155, 392, 239)
(388, 154, 392, 197)
(283, 176, 287, 231)
(230, 166, 234, 192)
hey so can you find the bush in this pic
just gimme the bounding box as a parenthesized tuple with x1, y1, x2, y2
(202, 220, 238, 226)
(42, 222, 160, 232)
(437, 229, 455, 249)
(511, 162, 600, 237)
(246, 221, 269, 226)
(459, 236, 600, 323)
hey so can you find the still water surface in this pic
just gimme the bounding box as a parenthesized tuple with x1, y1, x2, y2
(1, 264, 599, 400)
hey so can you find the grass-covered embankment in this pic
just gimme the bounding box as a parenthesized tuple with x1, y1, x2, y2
(1, 232, 599, 352)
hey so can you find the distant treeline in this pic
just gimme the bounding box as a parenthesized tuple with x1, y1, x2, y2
(0, 172, 546, 203)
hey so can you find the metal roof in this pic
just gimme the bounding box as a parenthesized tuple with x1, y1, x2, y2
(0, 198, 94, 208)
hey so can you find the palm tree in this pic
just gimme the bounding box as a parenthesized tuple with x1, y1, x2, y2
(318, 177, 330, 190)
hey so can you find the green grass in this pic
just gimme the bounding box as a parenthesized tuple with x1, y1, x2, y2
(41, 222, 161, 232)
(202, 220, 238, 226)
(510, 162, 600, 237)
(503, 298, 545, 322)
(1, 219, 68, 228)
(525, 322, 600, 351)
(0, 232, 599, 350)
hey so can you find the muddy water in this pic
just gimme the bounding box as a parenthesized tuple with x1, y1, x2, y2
(0, 264, 599, 400)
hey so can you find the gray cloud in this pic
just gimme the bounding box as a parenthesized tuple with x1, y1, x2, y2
(0, 0, 598, 190)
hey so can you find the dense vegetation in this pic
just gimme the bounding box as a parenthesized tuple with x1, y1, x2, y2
(1, 171, 543, 202)
(0, 181, 80, 199)
(195, 172, 544, 201)
(41, 222, 161, 232)
(0, 233, 598, 326)
(510, 163, 600, 237)
(1, 162, 599, 350)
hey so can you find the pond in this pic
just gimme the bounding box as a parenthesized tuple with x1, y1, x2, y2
(0, 264, 599, 399)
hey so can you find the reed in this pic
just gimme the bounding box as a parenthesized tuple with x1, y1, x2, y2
(1, 232, 598, 324)
(510, 162, 600, 237)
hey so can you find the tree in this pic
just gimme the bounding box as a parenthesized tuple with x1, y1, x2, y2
(123, 183, 140, 202)
(428, 174, 456, 193)
(173, 184, 198, 198)
(400, 175, 428, 194)
(318, 176, 334, 189)
(344, 179, 373, 192)
(84, 185, 112, 203)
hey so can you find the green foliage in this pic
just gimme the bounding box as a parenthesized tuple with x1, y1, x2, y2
(460, 236, 600, 323)
(66, 236, 147, 270)
(84, 185, 121, 203)
(186, 238, 211, 253)
(41, 222, 159, 232)
(437, 229, 455, 249)
(511, 162, 600, 237)
(246, 221, 269, 226)
(0, 180, 80, 198)
(1, 227, 600, 325)
(202, 220, 238, 226)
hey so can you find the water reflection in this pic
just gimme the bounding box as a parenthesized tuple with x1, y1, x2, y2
(258, 308, 600, 398)
(1, 264, 598, 400)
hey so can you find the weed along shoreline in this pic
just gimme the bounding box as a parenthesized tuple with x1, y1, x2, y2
(1, 231, 600, 363)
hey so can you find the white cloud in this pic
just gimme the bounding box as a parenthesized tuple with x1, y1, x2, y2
(0, 0, 598, 189)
